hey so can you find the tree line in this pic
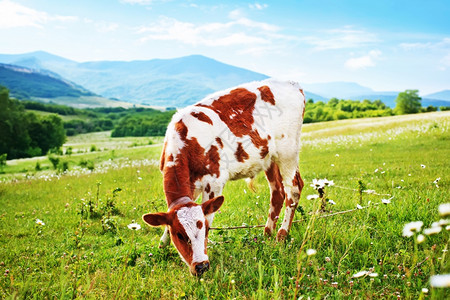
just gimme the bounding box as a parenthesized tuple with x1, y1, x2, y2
(1, 84, 448, 160)
(0, 87, 66, 159)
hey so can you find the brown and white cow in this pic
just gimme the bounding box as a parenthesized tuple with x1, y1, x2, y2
(142, 79, 306, 276)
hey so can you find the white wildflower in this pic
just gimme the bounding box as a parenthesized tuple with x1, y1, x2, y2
(374, 169, 379, 173)
(421, 164, 426, 169)
(35, 219, 45, 226)
(423, 226, 442, 236)
(416, 234, 425, 244)
(439, 219, 450, 226)
(382, 198, 391, 204)
(353, 271, 368, 278)
(357, 204, 363, 209)
(322, 178, 334, 186)
(335, 154, 339, 157)
(311, 179, 324, 190)
(402, 221, 423, 237)
(433, 177, 440, 184)
(307, 194, 319, 200)
(421, 288, 429, 293)
(429, 274, 450, 288)
(127, 223, 141, 230)
(328, 199, 336, 205)
(369, 273, 378, 277)
(438, 203, 450, 217)
(306, 249, 317, 256)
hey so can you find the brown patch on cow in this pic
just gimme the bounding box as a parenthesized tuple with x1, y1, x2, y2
(258, 85, 275, 105)
(300, 89, 306, 118)
(169, 216, 193, 265)
(235, 142, 249, 162)
(197, 88, 269, 157)
(191, 111, 213, 125)
(260, 146, 269, 159)
(265, 162, 285, 228)
(268, 135, 271, 140)
(205, 183, 211, 193)
(196, 220, 203, 229)
(292, 170, 304, 191)
(162, 119, 221, 204)
(209, 192, 215, 199)
(160, 141, 168, 171)
(215, 137, 224, 149)
(277, 229, 288, 241)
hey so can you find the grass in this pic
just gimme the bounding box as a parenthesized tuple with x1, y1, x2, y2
(0, 111, 449, 299)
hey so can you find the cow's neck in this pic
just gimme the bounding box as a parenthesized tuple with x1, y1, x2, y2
(163, 157, 193, 205)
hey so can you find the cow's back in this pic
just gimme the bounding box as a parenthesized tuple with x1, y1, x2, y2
(162, 79, 305, 184)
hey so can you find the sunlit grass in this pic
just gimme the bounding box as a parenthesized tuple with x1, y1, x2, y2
(0, 112, 449, 298)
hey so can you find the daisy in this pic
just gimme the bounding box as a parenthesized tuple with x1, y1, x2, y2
(306, 249, 317, 256)
(322, 178, 334, 186)
(369, 273, 378, 277)
(127, 222, 141, 230)
(429, 274, 450, 288)
(328, 199, 336, 205)
(307, 194, 319, 200)
(381, 198, 391, 204)
(356, 204, 363, 209)
(438, 203, 450, 217)
(423, 226, 442, 236)
(417, 234, 425, 244)
(402, 221, 423, 237)
(353, 271, 368, 278)
(35, 219, 45, 226)
(421, 164, 426, 168)
(310, 179, 324, 190)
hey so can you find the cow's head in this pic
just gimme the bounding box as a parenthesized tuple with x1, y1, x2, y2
(142, 196, 224, 276)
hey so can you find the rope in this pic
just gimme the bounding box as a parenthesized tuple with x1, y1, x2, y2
(209, 187, 393, 231)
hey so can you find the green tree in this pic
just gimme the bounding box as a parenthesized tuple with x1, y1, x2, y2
(394, 90, 422, 114)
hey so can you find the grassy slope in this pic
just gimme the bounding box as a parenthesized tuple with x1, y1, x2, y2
(0, 112, 449, 299)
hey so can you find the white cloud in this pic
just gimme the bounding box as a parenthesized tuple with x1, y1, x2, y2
(137, 14, 287, 48)
(95, 22, 119, 33)
(121, 0, 154, 4)
(345, 50, 382, 70)
(0, 0, 77, 29)
(249, 3, 268, 10)
(303, 27, 378, 51)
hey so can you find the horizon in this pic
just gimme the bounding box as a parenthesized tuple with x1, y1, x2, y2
(0, 0, 449, 95)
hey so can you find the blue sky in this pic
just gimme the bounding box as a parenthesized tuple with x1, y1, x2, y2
(0, 0, 449, 94)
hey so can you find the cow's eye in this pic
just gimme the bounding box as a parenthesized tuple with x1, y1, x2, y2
(177, 233, 185, 241)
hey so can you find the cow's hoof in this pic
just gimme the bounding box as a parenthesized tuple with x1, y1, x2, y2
(276, 229, 288, 241)
(264, 226, 274, 237)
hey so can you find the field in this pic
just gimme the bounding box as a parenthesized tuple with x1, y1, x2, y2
(0, 111, 449, 299)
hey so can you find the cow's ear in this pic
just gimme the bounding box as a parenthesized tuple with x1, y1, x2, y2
(142, 212, 170, 227)
(202, 196, 224, 216)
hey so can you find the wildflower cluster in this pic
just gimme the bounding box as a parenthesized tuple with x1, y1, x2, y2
(308, 178, 335, 211)
(402, 203, 450, 289)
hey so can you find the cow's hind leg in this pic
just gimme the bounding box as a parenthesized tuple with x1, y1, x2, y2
(202, 183, 224, 228)
(264, 162, 285, 236)
(277, 164, 304, 241)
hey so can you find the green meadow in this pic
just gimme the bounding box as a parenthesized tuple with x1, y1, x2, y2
(0, 111, 449, 299)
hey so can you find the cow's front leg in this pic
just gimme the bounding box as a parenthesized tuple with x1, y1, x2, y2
(159, 226, 170, 248)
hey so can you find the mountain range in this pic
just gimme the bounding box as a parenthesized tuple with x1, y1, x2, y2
(0, 51, 449, 108)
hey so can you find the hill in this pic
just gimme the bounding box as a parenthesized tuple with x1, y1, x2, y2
(0, 52, 271, 107)
(0, 63, 142, 108)
(424, 90, 450, 101)
(0, 63, 95, 99)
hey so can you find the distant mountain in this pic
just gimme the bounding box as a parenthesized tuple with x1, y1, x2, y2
(303, 82, 374, 99)
(0, 63, 138, 108)
(424, 90, 450, 101)
(0, 63, 95, 99)
(0, 52, 271, 107)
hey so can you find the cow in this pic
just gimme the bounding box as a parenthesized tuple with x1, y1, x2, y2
(142, 79, 306, 276)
